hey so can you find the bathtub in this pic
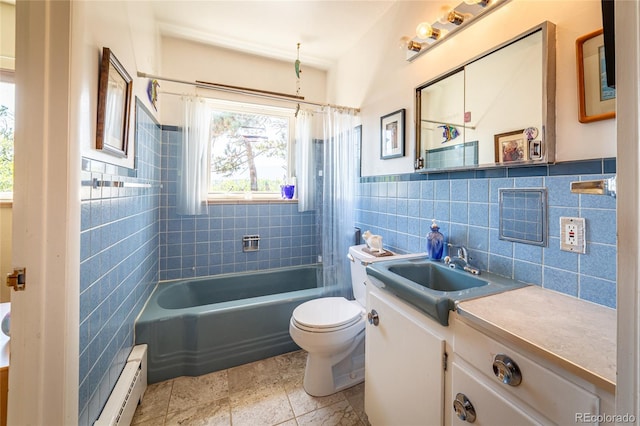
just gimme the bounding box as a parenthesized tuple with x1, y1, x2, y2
(135, 265, 323, 383)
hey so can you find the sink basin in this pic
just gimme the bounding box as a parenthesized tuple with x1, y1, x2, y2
(366, 258, 527, 326)
(387, 262, 488, 292)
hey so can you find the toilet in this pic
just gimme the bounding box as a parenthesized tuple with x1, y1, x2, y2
(289, 244, 422, 396)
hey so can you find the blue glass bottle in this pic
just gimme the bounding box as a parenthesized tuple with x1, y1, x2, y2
(427, 219, 444, 260)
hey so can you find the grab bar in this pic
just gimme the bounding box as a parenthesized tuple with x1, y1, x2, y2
(570, 176, 616, 198)
(82, 178, 162, 189)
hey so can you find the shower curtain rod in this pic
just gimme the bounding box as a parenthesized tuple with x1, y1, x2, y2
(137, 72, 360, 113)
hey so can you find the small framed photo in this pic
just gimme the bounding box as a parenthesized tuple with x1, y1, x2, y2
(380, 109, 405, 159)
(576, 29, 616, 123)
(494, 129, 527, 163)
(96, 47, 133, 157)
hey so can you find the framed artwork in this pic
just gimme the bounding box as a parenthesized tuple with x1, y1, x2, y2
(576, 29, 616, 123)
(380, 109, 405, 159)
(96, 47, 133, 157)
(494, 129, 527, 163)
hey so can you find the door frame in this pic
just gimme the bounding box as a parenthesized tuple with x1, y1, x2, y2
(9, 1, 79, 424)
(615, 0, 640, 418)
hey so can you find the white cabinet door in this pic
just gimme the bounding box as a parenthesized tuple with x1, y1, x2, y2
(365, 291, 445, 426)
(451, 361, 546, 426)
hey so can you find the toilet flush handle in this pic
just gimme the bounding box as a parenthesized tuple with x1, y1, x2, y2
(347, 252, 372, 266)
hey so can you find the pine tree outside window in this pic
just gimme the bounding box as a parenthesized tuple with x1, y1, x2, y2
(208, 101, 294, 201)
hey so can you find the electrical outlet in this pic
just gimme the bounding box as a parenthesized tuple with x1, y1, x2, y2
(560, 217, 586, 253)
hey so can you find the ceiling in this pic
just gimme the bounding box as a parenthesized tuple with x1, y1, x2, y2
(150, 1, 397, 70)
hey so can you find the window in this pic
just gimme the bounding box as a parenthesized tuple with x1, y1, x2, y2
(0, 71, 14, 199)
(208, 101, 294, 200)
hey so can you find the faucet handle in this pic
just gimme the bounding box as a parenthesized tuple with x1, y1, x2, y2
(447, 243, 468, 260)
(458, 247, 468, 259)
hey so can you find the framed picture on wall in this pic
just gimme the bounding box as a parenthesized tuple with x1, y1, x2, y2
(380, 109, 405, 159)
(576, 29, 616, 123)
(494, 129, 527, 163)
(96, 47, 133, 157)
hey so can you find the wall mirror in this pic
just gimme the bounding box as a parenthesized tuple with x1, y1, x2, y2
(415, 22, 556, 172)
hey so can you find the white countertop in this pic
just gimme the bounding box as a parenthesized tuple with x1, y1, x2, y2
(456, 286, 616, 394)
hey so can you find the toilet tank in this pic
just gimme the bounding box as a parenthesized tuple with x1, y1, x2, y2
(348, 245, 427, 306)
(349, 245, 377, 306)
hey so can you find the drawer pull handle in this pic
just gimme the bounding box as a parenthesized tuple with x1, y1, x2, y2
(367, 310, 379, 326)
(492, 354, 522, 386)
(453, 393, 476, 423)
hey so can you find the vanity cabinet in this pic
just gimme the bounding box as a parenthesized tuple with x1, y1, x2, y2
(451, 319, 609, 426)
(365, 286, 448, 426)
(363, 284, 615, 426)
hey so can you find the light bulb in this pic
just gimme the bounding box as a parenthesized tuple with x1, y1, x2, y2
(416, 22, 441, 40)
(416, 22, 433, 39)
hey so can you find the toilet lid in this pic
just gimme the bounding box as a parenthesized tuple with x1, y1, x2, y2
(292, 297, 364, 330)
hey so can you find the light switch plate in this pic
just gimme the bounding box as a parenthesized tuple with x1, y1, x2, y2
(560, 217, 586, 253)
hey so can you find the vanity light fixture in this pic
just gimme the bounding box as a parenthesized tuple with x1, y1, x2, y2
(399, 36, 423, 52)
(408, 40, 422, 52)
(464, 0, 491, 6)
(438, 10, 466, 25)
(404, 0, 511, 61)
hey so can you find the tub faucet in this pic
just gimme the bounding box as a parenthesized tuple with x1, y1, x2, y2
(444, 244, 481, 275)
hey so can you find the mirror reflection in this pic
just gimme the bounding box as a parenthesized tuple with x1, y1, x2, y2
(415, 22, 556, 172)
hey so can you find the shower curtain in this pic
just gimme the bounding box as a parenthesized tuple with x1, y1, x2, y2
(177, 96, 209, 216)
(297, 107, 359, 298)
(295, 110, 316, 212)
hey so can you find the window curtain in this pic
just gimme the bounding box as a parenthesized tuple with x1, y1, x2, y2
(320, 107, 359, 298)
(177, 96, 209, 216)
(295, 110, 316, 212)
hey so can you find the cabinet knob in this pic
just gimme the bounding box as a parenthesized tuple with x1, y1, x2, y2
(453, 393, 476, 423)
(492, 354, 522, 386)
(367, 309, 379, 326)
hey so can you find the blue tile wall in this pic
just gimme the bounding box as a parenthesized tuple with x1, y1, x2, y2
(159, 127, 318, 280)
(78, 100, 162, 425)
(356, 160, 617, 309)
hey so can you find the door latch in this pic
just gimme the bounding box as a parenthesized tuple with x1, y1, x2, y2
(6, 268, 26, 291)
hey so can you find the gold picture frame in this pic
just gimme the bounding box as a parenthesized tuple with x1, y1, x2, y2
(576, 29, 616, 123)
(96, 47, 133, 157)
(494, 129, 527, 163)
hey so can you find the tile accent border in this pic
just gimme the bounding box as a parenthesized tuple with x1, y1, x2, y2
(359, 158, 616, 183)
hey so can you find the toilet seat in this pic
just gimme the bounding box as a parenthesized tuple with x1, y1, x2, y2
(292, 297, 364, 333)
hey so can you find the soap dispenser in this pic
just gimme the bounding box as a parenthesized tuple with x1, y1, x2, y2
(427, 219, 444, 260)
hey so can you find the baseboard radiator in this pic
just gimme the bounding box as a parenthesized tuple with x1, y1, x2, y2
(95, 344, 148, 426)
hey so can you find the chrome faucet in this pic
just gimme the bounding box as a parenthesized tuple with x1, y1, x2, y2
(444, 244, 481, 275)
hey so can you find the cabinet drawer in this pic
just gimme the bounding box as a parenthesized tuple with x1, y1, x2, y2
(455, 320, 599, 425)
(451, 361, 546, 425)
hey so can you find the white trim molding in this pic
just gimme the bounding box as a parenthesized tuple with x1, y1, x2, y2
(616, 0, 640, 421)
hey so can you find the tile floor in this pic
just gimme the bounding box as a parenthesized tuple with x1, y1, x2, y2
(132, 350, 369, 426)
